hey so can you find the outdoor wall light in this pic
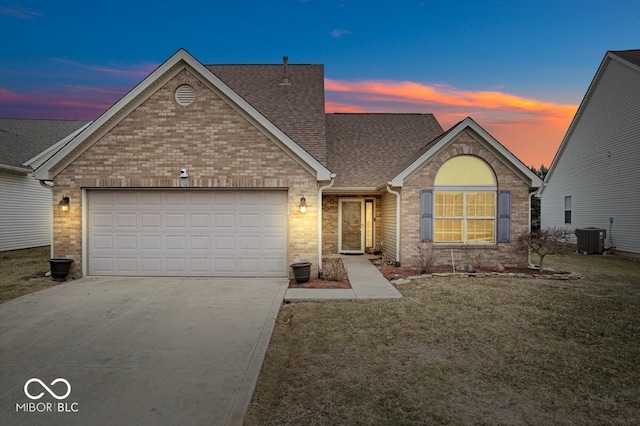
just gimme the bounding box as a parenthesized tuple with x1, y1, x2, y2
(58, 196, 70, 213)
(299, 196, 307, 213)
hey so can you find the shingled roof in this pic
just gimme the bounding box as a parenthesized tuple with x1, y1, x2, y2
(325, 113, 443, 188)
(0, 118, 89, 172)
(611, 49, 640, 66)
(207, 63, 327, 164)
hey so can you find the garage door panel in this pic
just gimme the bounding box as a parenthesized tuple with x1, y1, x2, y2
(117, 258, 137, 272)
(93, 235, 113, 250)
(264, 258, 286, 273)
(117, 214, 136, 228)
(93, 213, 114, 228)
(214, 214, 235, 228)
(141, 192, 162, 206)
(92, 257, 113, 273)
(141, 214, 161, 228)
(117, 192, 137, 205)
(117, 235, 137, 250)
(166, 236, 186, 250)
(264, 236, 286, 250)
(141, 257, 162, 272)
(88, 190, 288, 277)
(190, 214, 210, 228)
(190, 236, 210, 250)
(166, 258, 186, 272)
(165, 214, 186, 228)
(141, 236, 161, 250)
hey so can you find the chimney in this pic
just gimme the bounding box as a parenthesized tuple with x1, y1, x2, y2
(280, 55, 291, 85)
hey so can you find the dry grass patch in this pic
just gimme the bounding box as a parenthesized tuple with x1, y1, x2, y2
(246, 253, 640, 425)
(0, 246, 57, 303)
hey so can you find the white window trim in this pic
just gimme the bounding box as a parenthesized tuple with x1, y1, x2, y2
(434, 190, 496, 244)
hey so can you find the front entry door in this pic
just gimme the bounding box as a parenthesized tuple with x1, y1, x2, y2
(339, 199, 365, 253)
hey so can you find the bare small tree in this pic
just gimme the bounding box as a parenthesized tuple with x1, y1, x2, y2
(517, 227, 573, 272)
(414, 242, 438, 274)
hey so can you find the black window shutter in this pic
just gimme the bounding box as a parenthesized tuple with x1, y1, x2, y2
(497, 190, 511, 243)
(420, 190, 433, 242)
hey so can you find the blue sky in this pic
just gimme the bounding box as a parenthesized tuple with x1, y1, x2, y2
(1, 0, 638, 166)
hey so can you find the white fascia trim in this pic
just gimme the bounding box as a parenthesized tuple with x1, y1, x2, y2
(34, 48, 332, 182)
(25, 121, 93, 169)
(323, 186, 382, 194)
(390, 117, 542, 188)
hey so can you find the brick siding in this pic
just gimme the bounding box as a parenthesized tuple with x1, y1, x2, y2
(401, 130, 531, 268)
(52, 67, 319, 278)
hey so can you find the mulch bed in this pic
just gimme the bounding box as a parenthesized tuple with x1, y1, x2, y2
(288, 257, 352, 289)
(371, 258, 558, 280)
(288, 278, 351, 289)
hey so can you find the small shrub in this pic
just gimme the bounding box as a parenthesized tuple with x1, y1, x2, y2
(414, 243, 438, 274)
(322, 258, 348, 282)
(517, 227, 573, 272)
(471, 251, 483, 271)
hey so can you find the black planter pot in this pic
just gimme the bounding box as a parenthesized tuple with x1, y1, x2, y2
(49, 258, 74, 282)
(290, 262, 312, 283)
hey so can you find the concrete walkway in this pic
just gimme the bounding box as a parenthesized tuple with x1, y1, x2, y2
(285, 255, 402, 301)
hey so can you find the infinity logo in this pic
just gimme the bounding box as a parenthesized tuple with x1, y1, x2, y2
(24, 378, 71, 400)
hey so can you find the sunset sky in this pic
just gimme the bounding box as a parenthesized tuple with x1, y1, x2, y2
(1, 0, 639, 168)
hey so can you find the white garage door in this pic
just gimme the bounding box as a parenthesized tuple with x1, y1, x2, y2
(87, 190, 288, 277)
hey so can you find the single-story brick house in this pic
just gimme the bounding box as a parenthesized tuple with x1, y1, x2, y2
(33, 49, 541, 279)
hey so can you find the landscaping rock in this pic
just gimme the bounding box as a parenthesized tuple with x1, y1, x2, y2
(492, 262, 506, 272)
(456, 263, 474, 273)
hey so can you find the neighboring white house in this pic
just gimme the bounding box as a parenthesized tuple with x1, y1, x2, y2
(539, 49, 640, 257)
(0, 118, 90, 252)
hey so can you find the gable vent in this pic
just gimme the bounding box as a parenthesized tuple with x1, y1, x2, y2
(175, 85, 196, 106)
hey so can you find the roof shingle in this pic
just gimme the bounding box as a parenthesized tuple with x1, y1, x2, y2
(326, 113, 443, 188)
(0, 118, 89, 170)
(206, 63, 327, 164)
(611, 49, 640, 66)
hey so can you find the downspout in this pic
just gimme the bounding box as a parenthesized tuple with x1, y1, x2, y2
(528, 190, 536, 267)
(386, 184, 401, 267)
(317, 175, 336, 278)
(39, 179, 55, 258)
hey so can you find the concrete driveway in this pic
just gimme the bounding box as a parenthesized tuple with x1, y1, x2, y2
(0, 276, 287, 426)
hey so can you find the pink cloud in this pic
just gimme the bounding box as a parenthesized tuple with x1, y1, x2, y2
(325, 78, 577, 166)
(0, 87, 119, 120)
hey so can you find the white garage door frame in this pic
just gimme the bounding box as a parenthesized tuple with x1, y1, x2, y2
(82, 188, 288, 277)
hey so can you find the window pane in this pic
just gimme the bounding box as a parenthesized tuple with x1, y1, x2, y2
(435, 192, 463, 217)
(467, 192, 495, 217)
(435, 219, 463, 242)
(467, 219, 495, 242)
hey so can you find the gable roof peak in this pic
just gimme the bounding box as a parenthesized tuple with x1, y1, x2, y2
(609, 49, 640, 67)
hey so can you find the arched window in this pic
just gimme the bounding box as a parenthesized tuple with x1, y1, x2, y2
(433, 156, 497, 243)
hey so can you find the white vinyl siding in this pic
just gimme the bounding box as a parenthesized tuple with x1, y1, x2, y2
(87, 190, 288, 277)
(541, 57, 640, 254)
(0, 172, 52, 252)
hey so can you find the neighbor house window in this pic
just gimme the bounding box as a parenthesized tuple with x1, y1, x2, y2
(564, 196, 572, 224)
(431, 156, 497, 244)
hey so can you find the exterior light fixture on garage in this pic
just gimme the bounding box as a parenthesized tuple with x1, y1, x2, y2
(58, 196, 70, 212)
(299, 196, 307, 213)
